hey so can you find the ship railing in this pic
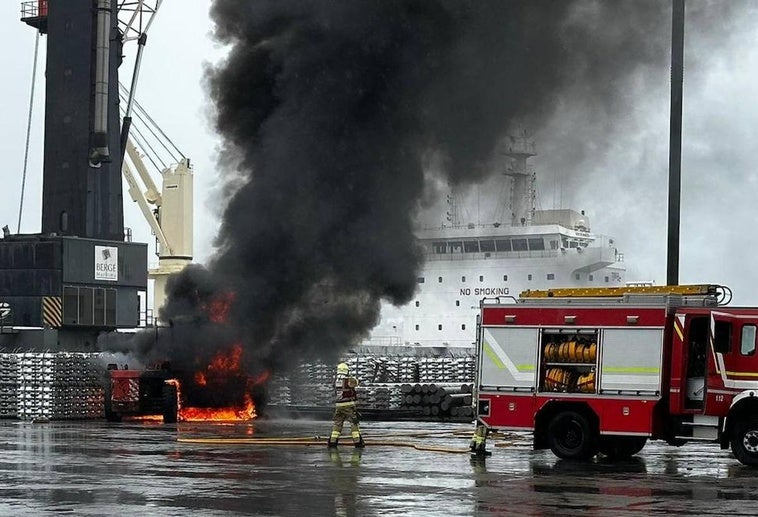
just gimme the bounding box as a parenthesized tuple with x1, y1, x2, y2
(423, 249, 561, 261)
(360, 336, 402, 347)
(138, 309, 155, 328)
(20, 1, 46, 19)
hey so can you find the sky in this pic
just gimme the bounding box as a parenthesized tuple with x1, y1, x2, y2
(1, 1, 758, 305)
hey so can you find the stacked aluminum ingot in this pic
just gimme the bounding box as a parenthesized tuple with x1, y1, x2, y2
(398, 357, 419, 383)
(3, 352, 106, 420)
(343, 356, 377, 384)
(18, 352, 55, 420)
(369, 358, 400, 383)
(266, 375, 292, 406)
(452, 356, 476, 383)
(266, 353, 477, 414)
(290, 383, 333, 406)
(0, 353, 19, 418)
(297, 361, 332, 385)
(419, 357, 450, 383)
(50, 353, 105, 419)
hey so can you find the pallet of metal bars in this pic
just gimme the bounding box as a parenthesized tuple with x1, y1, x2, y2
(0, 353, 19, 418)
(17, 385, 53, 421)
(398, 358, 419, 383)
(267, 375, 292, 406)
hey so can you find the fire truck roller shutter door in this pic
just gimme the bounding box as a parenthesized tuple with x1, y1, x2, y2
(599, 328, 664, 394)
(480, 327, 538, 389)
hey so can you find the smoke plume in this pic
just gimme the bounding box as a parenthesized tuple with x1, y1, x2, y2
(123, 1, 686, 389)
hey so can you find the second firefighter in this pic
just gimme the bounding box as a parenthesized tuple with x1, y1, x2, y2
(328, 362, 365, 448)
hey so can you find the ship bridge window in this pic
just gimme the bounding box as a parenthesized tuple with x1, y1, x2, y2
(547, 273, 555, 280)
(550, 240, 559, 250)
(417, 277, 425, 284)
(495, 239, 511, 252)
(503, 275, 508, 281)
(479, 240, 495, 252)
(569, 241, 579, 248)
(449, 241, 463, 253)
(464, 240, 479, 253)
(512, 239, 528, 251)
(432, 241, 447, 254)
(528, 238, 545, 251)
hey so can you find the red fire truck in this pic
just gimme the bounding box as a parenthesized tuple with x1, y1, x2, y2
(474, 284, 758, 466)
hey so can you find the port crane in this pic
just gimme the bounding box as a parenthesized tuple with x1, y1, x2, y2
(0, 1, 180, 348)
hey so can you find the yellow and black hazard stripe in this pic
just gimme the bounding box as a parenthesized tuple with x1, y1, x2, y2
(41, 296, 62, 328)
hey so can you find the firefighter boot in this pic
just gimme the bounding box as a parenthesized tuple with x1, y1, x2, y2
(352, 430, 365, 448)
(328, 429, 340, 448)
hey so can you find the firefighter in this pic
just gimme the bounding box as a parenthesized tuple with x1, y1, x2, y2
(328, 362, 365, 448)
(469, 423, 491, 457)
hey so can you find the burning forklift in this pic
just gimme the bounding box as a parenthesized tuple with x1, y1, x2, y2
(104, 345, 261, 423)
(104, 362, 179, 423)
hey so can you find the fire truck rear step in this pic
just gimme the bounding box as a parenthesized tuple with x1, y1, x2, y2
(675, 415, 720, 440)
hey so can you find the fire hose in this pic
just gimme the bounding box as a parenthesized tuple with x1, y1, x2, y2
(176, 432, 515, 454)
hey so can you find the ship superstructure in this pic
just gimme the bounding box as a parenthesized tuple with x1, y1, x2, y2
(367, 133, 626, 349)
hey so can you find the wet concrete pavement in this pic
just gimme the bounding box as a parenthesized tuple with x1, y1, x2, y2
(1, 419, 757, 516)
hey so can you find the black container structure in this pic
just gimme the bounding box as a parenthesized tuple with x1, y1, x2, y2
(0, 236, 147, 350)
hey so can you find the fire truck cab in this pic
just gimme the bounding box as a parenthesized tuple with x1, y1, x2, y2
(474, 284, 758, 466)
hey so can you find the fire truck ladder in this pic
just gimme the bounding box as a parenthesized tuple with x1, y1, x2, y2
(518, 284, 732, 306)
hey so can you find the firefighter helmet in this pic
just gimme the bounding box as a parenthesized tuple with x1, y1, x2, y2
(337, 362, 349, 374)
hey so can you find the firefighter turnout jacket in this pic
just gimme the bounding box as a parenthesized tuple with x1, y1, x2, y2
(335, 372, 358, 407)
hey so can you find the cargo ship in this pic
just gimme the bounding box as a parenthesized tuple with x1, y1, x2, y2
(365, 132, 626, 350)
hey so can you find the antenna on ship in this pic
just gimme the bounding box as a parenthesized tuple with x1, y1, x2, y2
(502, 129, 536, 227)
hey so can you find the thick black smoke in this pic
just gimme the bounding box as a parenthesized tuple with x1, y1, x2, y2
(126, 1, 685, 384)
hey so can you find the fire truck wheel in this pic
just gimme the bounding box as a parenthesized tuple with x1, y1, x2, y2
(598, 436, 647, 460)
(162, 384, 178, 424)
(547, 411, 597, 461)
(730, 417, 758, 466)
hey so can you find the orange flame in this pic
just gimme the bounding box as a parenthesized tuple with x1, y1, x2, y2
(207, 343, 243, 374)
(171, 344, 261, 422)
(203, 291, 236, 323)
(179, 393, 257, 422)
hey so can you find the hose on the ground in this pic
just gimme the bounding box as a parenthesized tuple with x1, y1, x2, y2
(176, 436, 486, 454)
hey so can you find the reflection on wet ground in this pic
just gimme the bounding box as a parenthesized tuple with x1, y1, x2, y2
(1, 419, 757, 516)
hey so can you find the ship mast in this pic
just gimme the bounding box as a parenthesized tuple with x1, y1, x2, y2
(502, 131, 536, 227)
(445, 189, 461, 228)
